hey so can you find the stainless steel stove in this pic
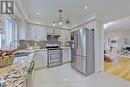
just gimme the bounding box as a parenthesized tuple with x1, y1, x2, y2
(46, 44, 62, 68)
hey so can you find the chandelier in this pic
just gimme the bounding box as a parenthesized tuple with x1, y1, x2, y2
(52, 10, 70, 26)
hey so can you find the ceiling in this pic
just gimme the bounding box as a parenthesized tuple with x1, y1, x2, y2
(17, 0, 130, 29)
(104, 16, 130, 33)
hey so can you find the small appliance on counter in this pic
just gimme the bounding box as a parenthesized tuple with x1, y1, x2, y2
(46, 44, 62, 68)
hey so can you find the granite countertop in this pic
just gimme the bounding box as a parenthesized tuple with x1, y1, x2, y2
(0, 53, 33, 87)
(0, 65, 26, 87)
(61, 47, 71, 50)
(14, 48, 48, 54)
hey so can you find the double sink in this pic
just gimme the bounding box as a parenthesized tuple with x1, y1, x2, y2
(14, 52, 31, 57)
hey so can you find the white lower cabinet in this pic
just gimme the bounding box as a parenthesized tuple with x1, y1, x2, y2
(33, 50, 47, 69)
(33, 48, 71, 69)
(62, 47, 71, 63)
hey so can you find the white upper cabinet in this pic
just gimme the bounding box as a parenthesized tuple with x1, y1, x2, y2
(59, 30, 66, 41)
(27, 24, 71, 41)
(47, 28, 61, 35)
(47, 28, 53, 34)
(18, 20, 28, 40)
(0, 17, 5, 33)
(59, 30, 71, 42)
(66, 30, 71, 41)
(55, 29, 61, 35)
(30, 24, 47, 41)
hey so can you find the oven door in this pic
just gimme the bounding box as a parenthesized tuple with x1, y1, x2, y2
(48, 49, 62, 67)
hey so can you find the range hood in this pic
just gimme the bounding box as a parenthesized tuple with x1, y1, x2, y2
(47, 33, 60, 43)
(47, 30, 60, 37)
(47, 34, 60, 37)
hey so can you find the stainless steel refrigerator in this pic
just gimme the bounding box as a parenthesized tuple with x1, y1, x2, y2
(71, 28, 94, 75)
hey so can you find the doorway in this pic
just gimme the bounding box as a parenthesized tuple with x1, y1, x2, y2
(104, 17, 130, 81)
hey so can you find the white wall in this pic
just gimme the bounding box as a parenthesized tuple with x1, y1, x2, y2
(99, 22, 104, 72)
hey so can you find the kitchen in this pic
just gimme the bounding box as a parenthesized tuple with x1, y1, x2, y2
(0, 18, 94, 87)
(0, 17, 72, 86)
(0, 11, 96, 87)
(1, 0, 130, 87)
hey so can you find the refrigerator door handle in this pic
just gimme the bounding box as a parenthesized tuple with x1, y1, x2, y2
(77, 34, 78, 50)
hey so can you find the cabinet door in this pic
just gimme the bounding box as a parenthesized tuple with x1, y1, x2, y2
(62, 50, 68, 63)
(59, 30, 71, 41)
(62, 48, 71, 63)
(33, 51, 42, 69)
(31, 25, 47, 41)
(59, 30, 67, 42)
(66, 30, 71, 41)
(55, 29, 61, 35)
(68, 48, 71, 62)
(0, 17, 4, 31)
(47, 28, 61, 35)
(33, 50, 47, 69)
(47, 28, 53, 34)
(42, 51, 48, 67)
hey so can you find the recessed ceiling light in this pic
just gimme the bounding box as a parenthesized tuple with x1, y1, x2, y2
(52, 23, 56, 26)
(85, 6, 88, 10)
(36, 12, 40, 15)
(59, 22, 62, 25)
(63, 78, 67, 81)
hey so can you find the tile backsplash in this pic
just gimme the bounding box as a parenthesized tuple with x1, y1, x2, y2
(18, 40, 47, 49)
(18, 39, 71, 49)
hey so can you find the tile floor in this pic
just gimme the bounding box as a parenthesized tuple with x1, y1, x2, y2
(34, 63, 130, 87)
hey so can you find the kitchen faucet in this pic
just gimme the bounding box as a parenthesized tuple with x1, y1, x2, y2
(10, 40, 20, 50)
